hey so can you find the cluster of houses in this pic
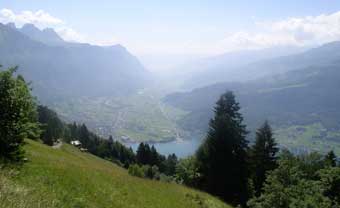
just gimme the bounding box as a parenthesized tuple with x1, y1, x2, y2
(70, 140, 88, 152)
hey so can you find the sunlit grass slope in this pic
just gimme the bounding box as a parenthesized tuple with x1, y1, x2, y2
(0, 140, 231, 208)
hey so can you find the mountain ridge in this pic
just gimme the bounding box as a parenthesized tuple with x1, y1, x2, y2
(164, 41, 340, 153)
(0, 22, 150, 101)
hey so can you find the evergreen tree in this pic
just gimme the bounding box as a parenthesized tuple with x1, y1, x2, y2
(108, 135, 114, 149)
(324, 151, 337, 167)
(164, 153, 178, 176)
(0, 67, 40, 162)
(137, 143, 148, 164)
(150, 145, 159, 166)
(249, 121, 278, 196)
(37, 105, 64, 146)
(196, 91, 249, 206)
(69, 122, 78, 140)
(79, 124, 90, 147)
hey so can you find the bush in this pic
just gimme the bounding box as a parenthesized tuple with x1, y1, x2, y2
(159, 173, 174, 183)
(128, 164, 144, 178)
(175, 156, 200, 187)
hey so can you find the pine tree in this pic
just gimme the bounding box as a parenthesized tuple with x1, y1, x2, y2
(150, 145, 159, 166)
(196, 91, 249, 206)
(0, 67, 40, 162)
(37, 105, 64, 146)
(325, 151, 337, 167)
(249, 121, 278, 196)
(79, 124, 90, 147)
(137, 143, 147, 164)
(164, 153, 178, 176)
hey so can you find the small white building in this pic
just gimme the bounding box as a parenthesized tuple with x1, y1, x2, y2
(71, 140, 81, 147)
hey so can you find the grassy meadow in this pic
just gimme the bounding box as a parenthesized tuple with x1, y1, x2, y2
(0, 140, 231, 208)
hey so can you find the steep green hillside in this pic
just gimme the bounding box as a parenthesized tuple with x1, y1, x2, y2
(0, 140, 231, 208)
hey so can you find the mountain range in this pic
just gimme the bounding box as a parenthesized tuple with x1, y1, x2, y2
(0, 23, 150, 102)
(165, 41, 340, 154)
(178, 42, 340, 90)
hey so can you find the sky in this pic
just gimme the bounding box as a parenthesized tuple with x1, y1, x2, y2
(1, 0, 340, 70)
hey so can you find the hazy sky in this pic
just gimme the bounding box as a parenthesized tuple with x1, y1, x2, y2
(1, 1, 340, 64)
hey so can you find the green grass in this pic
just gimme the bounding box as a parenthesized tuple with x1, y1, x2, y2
(0, 140, 231, 208)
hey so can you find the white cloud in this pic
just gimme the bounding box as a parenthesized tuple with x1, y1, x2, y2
(0, 8, 114, 44)
(217, 11, 340, 53)
(2, 8, 340, 55)
(54, 27, 86, 43)
(218, 32, 298, 52)
(0, 8, 63, 27)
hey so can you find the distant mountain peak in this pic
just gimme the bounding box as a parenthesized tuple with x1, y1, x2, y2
(21, 23, 40, 32)
(19, 23, 64, 45)
(6, 22, 16, 29)
(42, 28, 63, 41)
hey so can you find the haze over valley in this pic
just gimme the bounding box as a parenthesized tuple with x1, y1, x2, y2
(1, 19, 340, 156)
(2, 2, 340, 207)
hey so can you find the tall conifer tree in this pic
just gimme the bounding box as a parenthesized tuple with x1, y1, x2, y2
(196, 91, 249, 206)
(325, 150, 337, 167)
(249, 121, 278, 196)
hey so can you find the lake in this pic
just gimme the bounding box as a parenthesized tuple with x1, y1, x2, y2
(127, 138, 203, 158)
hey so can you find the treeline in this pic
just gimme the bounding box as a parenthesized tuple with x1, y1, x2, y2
(38, 105, 179, 176)
(128, 143, 178, 181)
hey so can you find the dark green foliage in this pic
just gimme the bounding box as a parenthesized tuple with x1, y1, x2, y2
(248, 150, 340, 208)
(36, 106, 136, 167)
(324, 151, 337, 167)
(196, 91, 249, 206)
(128, 164, 161, 180)
(163, 153, 178, 176)
(249, 121, 278, 196)
(144, 165, 160, 179)
(175, 156, 200, 187)
(69, 125, 136, 167)
(136, 142, 178, 177)
(0, 66, 40, 162)
(136, 143, 151, 165)
(297, 152, 328, 180)
(37, 105, 66, 145)
(318, 167, 340, 206)
(128, 164, 145, 178)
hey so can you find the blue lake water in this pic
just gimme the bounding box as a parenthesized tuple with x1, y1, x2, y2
(127, 139, 203, 158)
